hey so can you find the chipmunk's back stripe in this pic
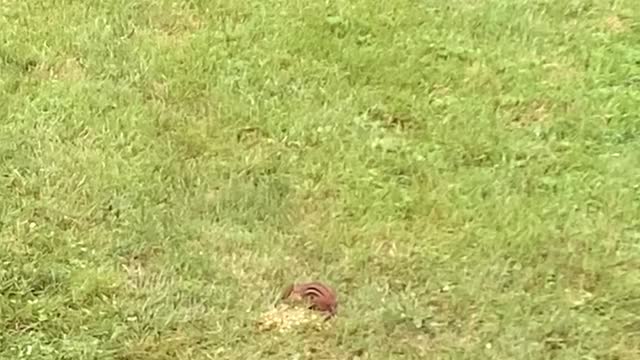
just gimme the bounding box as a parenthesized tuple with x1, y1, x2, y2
(302, 284, 326, 299)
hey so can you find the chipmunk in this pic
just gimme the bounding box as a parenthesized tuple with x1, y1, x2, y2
(281, 281, 338, 318)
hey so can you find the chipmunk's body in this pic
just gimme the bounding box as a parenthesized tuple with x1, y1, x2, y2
(281, 281, 338, 318)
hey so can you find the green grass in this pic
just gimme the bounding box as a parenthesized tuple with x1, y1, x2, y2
(1, 0, 640, 358)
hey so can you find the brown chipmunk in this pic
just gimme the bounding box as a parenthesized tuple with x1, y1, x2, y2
(281, 281, 338, 318)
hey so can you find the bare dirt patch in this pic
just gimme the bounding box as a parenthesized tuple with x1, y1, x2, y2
(603, 15, 628, 34)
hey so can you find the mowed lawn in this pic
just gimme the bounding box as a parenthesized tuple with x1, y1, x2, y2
(1, 0, 640, 358)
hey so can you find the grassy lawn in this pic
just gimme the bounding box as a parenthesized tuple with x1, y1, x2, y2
(1, 0, 640, 358)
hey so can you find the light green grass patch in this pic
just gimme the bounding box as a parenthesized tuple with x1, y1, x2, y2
(1, 0, 640, 358)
